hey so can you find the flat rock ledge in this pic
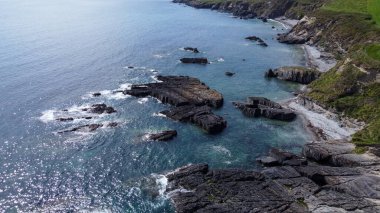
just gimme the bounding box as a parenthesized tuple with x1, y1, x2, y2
(164, 140, 380, 212)
(233, 97, 296, 121)
(265, 66, 321, 84)
(147, 130, 177, 141)
(180, 58, 208, 64)
(125, 76, 226, 134)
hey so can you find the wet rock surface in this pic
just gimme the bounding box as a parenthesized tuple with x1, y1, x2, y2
(180, 58, 208, 64)
(245, 35, 268, 47)
(161, 105, 227, 134)
(266, 66, 321, 84)
(126, 76, 226, 133)
(233, 97, 296, 121)
(147, 130, 178, 141)
(184, 47, 200, 53)
(165, 142, 380, 212)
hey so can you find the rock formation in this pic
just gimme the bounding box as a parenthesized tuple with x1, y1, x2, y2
(147, 130, 178, 141)
(265, 66, 321, 84)
(184, 47, 199, 53)
(233, 97, 296, 121)
(125, 76, 226, 133)
(164, 140, 380, 212)
(180, 58, 208, 64)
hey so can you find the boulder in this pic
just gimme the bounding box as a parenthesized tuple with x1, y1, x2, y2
(147, 130, 177, 141)
(92, 92, 101, 97)
(245, 36, 268, 47)
(180, 58, 208, 64)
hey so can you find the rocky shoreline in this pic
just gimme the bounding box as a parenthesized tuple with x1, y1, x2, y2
(165, 0, 379, 212)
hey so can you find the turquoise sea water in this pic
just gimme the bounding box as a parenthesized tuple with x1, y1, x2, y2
(0, 0, 311, 211)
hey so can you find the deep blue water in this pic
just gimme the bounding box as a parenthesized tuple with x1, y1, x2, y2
(0, 0, 312, 212)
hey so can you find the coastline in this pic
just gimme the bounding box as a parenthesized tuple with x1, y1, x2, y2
(165, 1, 380, 212)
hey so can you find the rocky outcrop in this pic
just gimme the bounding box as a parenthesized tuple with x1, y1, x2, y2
(173, 0, 297, 19)
(303, 140, 380, 167)
(165, 146, 380, 213)
(266, 66, 321, 84)
(87, 104, 116, 114)
(166, 164, 308, 213)
(162, 105, 226, 134)
(180, 58, 208, 64)
(147, 130, 177, 141)
(245, 36, 268, 47)
(184, 47, 199, 53)
(257, 148, 307, 167)
(125, 76, 226, 133)
(233, 97, 296, 121)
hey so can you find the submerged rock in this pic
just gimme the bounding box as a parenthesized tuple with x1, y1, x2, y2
(183, 47, 199, 53)
(56, 117, 74, 122)
(245, 35, 268, 47)
(147, 130, 178, 141)
(180, 58, 208, 64)
(225, 71, 235, 76)
(58, 124, 103, 133)
(266, 66, 321, 84)
(126, 76, 226, 133)
(233, 97, 296, 121)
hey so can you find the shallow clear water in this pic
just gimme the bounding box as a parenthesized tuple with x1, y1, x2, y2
(0, 0, 311, 212)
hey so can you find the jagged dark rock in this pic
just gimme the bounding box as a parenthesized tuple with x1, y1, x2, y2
(165, 164, 307, 213)
(165, 150, 380, 212)
(125, 76, 226, 133)
(161, 105, 226, 134)
(245, 36, 268, 47)
(92, 92, 101, 97)
(180, 58, 208, 64)
(89, 104, 117, 114)
(173, 0, 297, 19)
(147, 130, 177, 141)
(266, 66, 321, 84)
(184, 47, 199, 53)
(56, 117, 74, 122)
(233, 97, 296, 121)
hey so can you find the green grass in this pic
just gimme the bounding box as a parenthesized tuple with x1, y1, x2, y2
(323, 0, 380, 25)
(309, 44, 380, 145)
(365, 44, 380, 60)
(368, 0, 380, 25)
(323, 0, 368, 14)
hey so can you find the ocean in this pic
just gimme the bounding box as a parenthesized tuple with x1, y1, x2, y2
(0, 0, 311, 211)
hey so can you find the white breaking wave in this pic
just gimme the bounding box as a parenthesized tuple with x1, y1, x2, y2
(212, 145, 232, 157)
(217, 57, 225, 62)
(137, 97, 149, 104)
(40, 109, 57, 123)
(154, 174, 168, 196)
(151, 75, 163, 83)
(152, 112, 166, 117)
